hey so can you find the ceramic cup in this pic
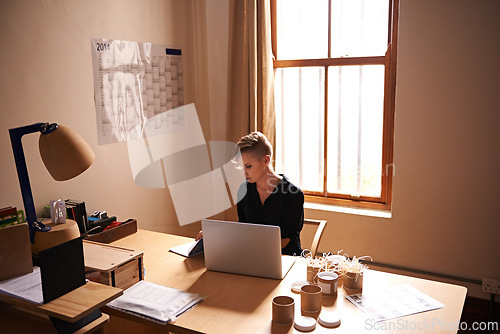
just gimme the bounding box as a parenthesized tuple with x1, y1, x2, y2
(272, 296, 295, 325)
(300, 284, 322, 313)
(317, 271, 339, 296)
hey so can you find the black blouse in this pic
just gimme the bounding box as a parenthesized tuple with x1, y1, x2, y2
(236, 174, 304, 256)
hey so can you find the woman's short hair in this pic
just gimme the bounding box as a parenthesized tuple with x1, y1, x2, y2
(237, 131, 272, 158)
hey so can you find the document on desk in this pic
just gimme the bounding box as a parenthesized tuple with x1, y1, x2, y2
(107, 280, 205, 324)
(346, 284, 444, 322)
(0, 266, 43, 304)
(169, 238, 204, 258)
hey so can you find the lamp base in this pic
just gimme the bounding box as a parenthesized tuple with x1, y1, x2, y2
(31, 220, 80, 255)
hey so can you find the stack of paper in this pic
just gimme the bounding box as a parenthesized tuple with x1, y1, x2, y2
(107, 280, 205, 324)
(0, 267, 43, 304)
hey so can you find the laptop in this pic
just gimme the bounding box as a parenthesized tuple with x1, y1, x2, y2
(201, 219, 296, 279)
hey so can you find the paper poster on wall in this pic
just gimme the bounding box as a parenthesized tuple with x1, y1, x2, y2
(91, 38, 184, 145)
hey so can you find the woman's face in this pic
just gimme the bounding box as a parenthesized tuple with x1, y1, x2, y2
(241, 151, 268, 183)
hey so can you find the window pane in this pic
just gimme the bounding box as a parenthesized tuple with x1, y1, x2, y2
(275, 67, 325, 192)
(331, 0, 389, 57)
(276, 0, 328, 60)
(327, 65, 384, 197)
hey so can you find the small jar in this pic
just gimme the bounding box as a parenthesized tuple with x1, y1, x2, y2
(343, 271, 363, 290)
(317, 271, 338, 296)
(306, 265, 321, 283)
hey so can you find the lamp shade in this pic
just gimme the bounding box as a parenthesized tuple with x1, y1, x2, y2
(39, 125, 95, 181)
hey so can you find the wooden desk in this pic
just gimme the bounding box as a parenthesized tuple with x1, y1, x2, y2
(105, 230, 467, 334)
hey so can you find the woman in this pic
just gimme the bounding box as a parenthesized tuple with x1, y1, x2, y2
(236, 132, 304, 256)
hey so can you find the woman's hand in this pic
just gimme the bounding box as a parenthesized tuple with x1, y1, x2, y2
(196, 230, 203, 241)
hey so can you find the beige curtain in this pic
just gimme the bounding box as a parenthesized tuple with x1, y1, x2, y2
(226, 0, 275, 149)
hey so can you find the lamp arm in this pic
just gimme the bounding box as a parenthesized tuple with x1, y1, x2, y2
(9, 123, 52, 243)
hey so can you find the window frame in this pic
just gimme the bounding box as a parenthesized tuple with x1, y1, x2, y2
(270, 0, 399, 211)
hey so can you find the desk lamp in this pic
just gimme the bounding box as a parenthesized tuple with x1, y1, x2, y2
(9, 123, 95, 248)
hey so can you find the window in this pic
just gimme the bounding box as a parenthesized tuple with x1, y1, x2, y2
(271, 0, 398, 210)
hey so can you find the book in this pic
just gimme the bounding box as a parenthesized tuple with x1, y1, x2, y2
(0, 207, 23, 228)
(169, 239, 204, 258)
(67, 199, 89, 232)
(0, 207, 17, 227)
(0, 207, 17, 218)
(65, 202, 78, 230)
(65, 199, 88, 234)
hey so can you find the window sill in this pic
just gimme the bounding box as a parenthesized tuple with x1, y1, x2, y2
(304, 201, 392, 218)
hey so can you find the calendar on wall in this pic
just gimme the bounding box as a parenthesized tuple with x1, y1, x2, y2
(91, 38, 184, 145)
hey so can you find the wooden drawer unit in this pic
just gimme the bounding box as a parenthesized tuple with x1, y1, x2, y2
(83, 240, 143, 290)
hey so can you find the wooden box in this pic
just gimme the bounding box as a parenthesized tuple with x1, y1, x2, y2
(0, 223, 33, 281)
(83, 240, 143, 290)
(84, 219, 137, 244)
